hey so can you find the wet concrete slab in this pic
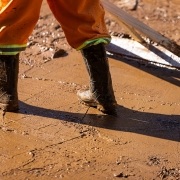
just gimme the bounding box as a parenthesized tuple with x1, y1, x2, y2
(0, 50, 180, 180)
(1, 0, 180, 179)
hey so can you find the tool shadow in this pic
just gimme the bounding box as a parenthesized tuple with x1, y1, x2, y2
(107, 44, 180, 87)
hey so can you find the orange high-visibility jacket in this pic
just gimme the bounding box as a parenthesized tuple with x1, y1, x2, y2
(0, 0, 111, 55)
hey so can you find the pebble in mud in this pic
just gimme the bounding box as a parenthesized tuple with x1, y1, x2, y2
(53, 49, 67, 58)
(59, 174, 64, 178)
(114, 172, 130, 178)
(114, 172, 123, 177)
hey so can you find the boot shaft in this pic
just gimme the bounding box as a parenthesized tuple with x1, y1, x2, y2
(0, 54, 19, 111)
(81, 43, 110, 94)
(80, 43, 117, 114)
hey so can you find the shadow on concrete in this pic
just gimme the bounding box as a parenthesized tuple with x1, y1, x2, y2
(19, 101, 180, 142)
(106, 44, 180, 87)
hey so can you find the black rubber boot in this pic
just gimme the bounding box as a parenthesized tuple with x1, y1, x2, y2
(77, 43, 117, 115)
(0, 54, 19, 112)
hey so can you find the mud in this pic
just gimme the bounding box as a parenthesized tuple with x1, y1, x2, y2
(0, 0, 180, 180)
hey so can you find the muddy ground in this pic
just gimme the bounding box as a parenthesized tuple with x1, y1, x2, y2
(0, 0, 180, 180)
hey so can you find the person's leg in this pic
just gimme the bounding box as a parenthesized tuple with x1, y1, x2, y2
(78, 43, 117, 115)
(0, 54, 19, 111)
(47, 0, 117, 114)
(0, 0, 43, 54)
(46, 0, 111, 49)
(0, 0, 43, 111)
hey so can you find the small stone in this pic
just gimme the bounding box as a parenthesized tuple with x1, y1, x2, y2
(53, 49, 66, 58)
(59, 174, 64, 178)
(114, 172, 123, 177)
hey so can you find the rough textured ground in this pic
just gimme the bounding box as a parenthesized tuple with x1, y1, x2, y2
(0, 0, 180, 180)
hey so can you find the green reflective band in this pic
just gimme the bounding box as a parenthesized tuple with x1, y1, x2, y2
(0, 52, 20, 55)
(0, 44, 26, 55)
(76, 38, 111, 50)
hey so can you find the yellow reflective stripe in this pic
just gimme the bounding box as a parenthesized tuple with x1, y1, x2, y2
(76, 38, 111, 50)
(0, 52, 19, 55)
(0, 44, 26, 48)
(0, 44, 26, 55)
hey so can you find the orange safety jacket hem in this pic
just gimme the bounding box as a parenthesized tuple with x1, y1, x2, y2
(0, 37, 111, 55)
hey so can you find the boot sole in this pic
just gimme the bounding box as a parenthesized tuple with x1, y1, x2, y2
(79, 99, 117, 115)
(0, 103, 19, 112)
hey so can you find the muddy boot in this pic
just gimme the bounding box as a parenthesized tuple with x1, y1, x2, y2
(77, 43, 117, 115)
(0, 54, 19, 112)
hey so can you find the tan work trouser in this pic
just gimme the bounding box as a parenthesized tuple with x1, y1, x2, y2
(0, 0, 110, 55)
